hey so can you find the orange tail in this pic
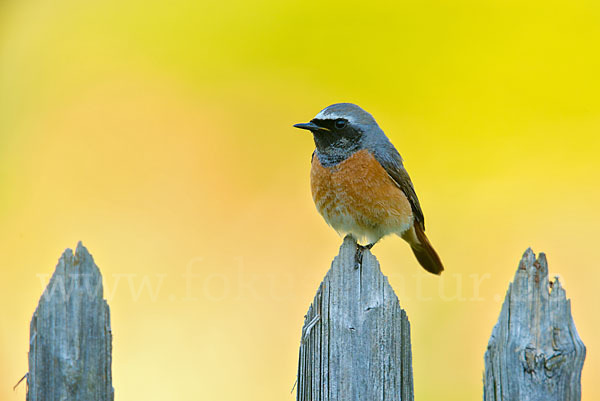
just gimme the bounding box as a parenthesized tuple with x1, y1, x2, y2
(402, 222, 444, 275)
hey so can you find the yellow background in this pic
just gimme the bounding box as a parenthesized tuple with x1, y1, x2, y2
(1, 1, 599, 400)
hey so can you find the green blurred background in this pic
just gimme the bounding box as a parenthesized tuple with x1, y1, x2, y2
(1, 0, 599, 400)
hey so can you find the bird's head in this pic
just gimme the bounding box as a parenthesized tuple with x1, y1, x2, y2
(294, 103, 385, 165)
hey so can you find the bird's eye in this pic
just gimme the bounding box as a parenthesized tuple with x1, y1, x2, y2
(334, 119, 347, 129)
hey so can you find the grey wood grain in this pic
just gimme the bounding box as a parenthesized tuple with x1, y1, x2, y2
(27, 242, 114, 401)
(297, 236, 414, 401)
(484, 248, 586, 401)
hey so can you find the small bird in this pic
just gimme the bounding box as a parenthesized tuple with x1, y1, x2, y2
(294, 103, 444, 274)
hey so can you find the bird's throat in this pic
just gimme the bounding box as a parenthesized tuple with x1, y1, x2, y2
(312, 134, 361, 167)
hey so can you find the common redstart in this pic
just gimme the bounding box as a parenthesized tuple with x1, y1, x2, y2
(294, 103, 444, 275)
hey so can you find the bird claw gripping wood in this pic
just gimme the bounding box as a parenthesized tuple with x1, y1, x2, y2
(354, 243, 374, 269)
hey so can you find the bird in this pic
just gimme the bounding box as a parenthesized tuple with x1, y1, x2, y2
(294, 103, 444, 275)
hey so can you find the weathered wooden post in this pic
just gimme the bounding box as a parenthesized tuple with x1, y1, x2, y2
(297, 236, 414, 401)
(27, 242, 114, 401)
(484, 248, 586, 401)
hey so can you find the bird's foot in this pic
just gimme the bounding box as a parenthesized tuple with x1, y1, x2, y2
(355, 242, 377, 269)
(354, 243, 376, 269)
(354, 246, 364, 269)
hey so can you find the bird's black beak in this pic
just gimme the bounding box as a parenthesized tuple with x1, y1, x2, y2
(293, 121, 330, 132)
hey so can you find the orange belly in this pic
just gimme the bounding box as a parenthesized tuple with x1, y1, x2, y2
(310, 149, 413, 244)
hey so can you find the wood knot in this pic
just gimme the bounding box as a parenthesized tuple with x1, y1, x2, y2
(545, 353, 566, 374)
(523, 346, 538, 373)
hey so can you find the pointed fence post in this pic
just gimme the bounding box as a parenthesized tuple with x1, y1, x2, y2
(296, 236, 414, 401)
(27, 242, 114, 401)
(484, 248, 586, 401)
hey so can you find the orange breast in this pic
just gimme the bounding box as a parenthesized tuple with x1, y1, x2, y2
(310, 149, 413, 244)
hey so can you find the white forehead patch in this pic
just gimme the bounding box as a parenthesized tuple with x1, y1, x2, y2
(313, 110, 359, 125)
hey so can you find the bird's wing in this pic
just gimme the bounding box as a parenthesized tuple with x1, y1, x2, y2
(377, 153, 425, 229)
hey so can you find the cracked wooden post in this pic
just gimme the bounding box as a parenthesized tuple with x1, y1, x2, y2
(27, 242, 114, 401)
(297, 236, 414, 401)
(484, 248, 586, 401)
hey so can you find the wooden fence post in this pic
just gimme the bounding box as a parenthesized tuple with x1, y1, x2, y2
(297, 236, 414, 401)
(27, 242, 114, 401)
(484, 248, 586, 401)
